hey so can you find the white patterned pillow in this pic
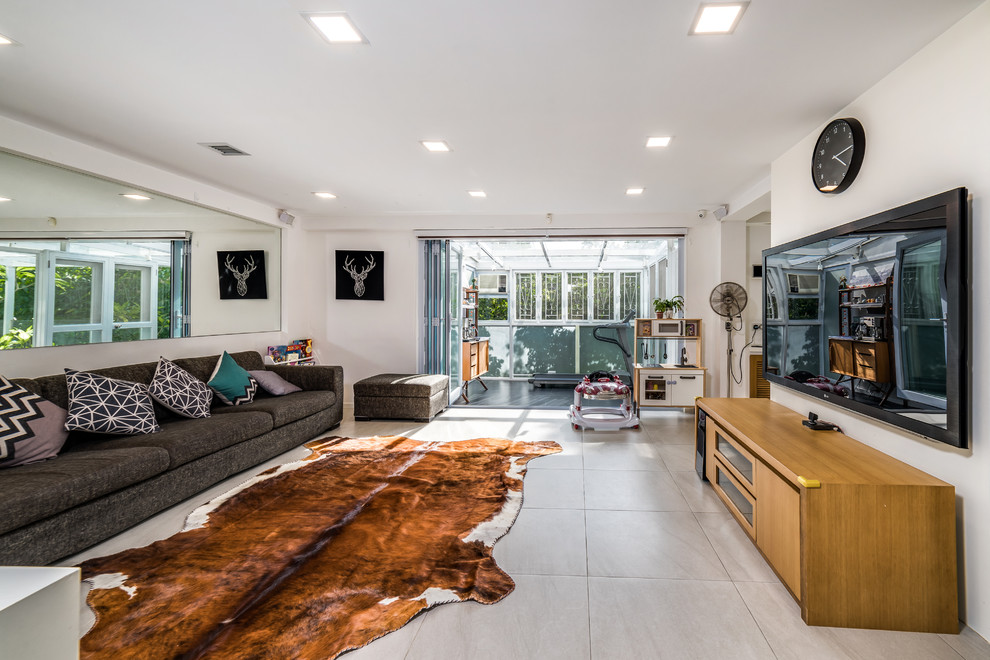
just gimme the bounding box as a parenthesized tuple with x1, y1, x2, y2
(149, 357, 212, 418)
(64, 369, 161, 435)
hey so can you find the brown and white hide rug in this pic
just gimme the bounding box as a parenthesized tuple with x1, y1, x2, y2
(80, 435, 560, 659)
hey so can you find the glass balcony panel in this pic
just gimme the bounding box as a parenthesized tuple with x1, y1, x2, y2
(512, 325, 575, 376)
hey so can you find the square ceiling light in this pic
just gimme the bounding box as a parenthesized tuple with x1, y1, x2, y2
(646, 136, 672, 148)
(468, 190, 486, 198)
(626, 188, 645, 196)
(0, 33, 17, 46)
(305, 13, 368, 44)
(421, 140, 451, 152)
(120, 193, 152, 201)
(690, 2, 748, 35)
(313, 191, 337, 199)
(0, 196, 11, 202)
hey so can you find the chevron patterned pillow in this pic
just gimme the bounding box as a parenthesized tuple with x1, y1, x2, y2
(208, 352, 258, 406)
(64, 369, 161, 435)
(149, 357, 213, 418)
(0, 375, 69, 468)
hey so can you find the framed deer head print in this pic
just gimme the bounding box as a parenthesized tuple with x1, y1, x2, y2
(217, 250, 268, 300)
(335, 250, 384, 301)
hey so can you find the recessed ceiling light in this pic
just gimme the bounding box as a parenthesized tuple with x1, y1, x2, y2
(0, 196, 12, 202)
(313, 191, 337, 199)
(120, 193, 152, 201)
(690, 2, 748, 35)
(626, 188, 645, 196)
(305, 13, 368, 44)
(468, 191, 487, 198)
(0, 36, 12, 45)
(646, 136, 673, 148)
(421, 140, 451, 152)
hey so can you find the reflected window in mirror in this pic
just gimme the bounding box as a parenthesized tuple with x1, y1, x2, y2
(0, 236, 190, 350)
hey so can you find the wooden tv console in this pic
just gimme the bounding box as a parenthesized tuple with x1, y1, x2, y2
(697, 398, 958, 633)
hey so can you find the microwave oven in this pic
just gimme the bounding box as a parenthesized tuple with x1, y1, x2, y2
(653, 320, 684, 336)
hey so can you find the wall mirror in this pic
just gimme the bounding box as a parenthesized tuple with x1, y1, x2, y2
(0, 148, 281, 351)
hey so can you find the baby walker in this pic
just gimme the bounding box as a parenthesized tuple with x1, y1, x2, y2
(569, 371, 640, 431)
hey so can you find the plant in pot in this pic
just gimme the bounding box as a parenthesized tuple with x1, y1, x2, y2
(652, 295, 685, 319)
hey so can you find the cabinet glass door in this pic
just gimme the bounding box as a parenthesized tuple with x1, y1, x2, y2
(715, 430, 754, 487)
(642, 375, 667, 401)
(714, 461, 755, 533)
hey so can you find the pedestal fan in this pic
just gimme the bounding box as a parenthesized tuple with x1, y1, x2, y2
(709, 282, 749, 396)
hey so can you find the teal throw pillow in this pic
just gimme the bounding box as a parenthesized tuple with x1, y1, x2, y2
(208, 352, 258, 406)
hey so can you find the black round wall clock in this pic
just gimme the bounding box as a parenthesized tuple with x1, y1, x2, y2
(811, 117, 865, 194)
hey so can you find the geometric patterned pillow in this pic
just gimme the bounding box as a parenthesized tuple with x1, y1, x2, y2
(208, 351, 258, 406)
(0, 375, 69, 468)
(64, 369, 161, 435)
(148, 357, 212, 418)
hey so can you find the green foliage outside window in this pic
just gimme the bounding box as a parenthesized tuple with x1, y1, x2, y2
(0, 266, 37, 349)
(0, 263, 172, 348)
(478, 297, 508, 321)
(788, 297, 819, 321)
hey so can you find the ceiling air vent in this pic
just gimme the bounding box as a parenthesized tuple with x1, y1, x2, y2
(199, 143, 251, 156)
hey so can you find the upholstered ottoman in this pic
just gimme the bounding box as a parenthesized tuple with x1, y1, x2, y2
(353, 373, 449, 422)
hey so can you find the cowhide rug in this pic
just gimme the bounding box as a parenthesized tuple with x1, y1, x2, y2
(80, 435, 560, 659)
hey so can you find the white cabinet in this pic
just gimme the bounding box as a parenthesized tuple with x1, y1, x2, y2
(638, 368, 706, 407)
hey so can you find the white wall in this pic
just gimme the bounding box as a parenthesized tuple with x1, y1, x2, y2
(769, 2, 989, 636)
(302, 213, 726, 402)
(189, 228, 281, 336)
(740, 221, 771, 393)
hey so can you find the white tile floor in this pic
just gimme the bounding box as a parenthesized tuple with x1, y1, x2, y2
(69, 407, 990, 659)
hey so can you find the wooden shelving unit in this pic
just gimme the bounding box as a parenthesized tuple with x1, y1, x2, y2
(633, 318, 706, 408)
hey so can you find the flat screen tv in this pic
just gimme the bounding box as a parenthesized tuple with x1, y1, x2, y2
(762, 187, 968, 448)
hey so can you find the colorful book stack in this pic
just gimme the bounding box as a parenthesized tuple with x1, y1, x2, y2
(267, 339, 315, 365)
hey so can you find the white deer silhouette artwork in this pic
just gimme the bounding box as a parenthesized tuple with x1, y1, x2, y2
(225, 254, 257, 296)
(343, 254, 376, 297)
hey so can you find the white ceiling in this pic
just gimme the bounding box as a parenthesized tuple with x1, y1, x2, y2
(0, 1, 981, 219)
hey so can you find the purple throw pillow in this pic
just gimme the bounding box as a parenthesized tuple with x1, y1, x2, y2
(249, 370, 302, 396)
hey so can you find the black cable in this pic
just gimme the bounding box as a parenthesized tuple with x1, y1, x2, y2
(728, 317, 759, 385)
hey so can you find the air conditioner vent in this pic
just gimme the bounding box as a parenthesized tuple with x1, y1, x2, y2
(199, 143, 251, 156)
(478, 273, 507, 294)
(787, 273, 820, 294)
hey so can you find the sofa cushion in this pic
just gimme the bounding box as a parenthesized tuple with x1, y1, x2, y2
(66, 412, 274, 469)
(208, 352, 258, 406)
(64, 369, 161, 435)
(0, 446, 170, 535)
(249, 370, 302, 396)
(172, 351, 265, 385)
(0, 376, 69, 468)
(149, 357, 213, 419)
(211, 391, 335, 428)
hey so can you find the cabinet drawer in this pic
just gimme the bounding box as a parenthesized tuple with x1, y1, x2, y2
(712, 458, 755, 539)
(854, 348, 877, 369)
(712, 424, 755, 491)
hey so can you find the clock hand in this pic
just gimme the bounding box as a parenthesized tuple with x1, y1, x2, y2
(834, 145, 853, 156)
(832, 154, 848, 167)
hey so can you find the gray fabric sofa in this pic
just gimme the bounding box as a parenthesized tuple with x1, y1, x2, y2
(0, 351, 343, 566)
